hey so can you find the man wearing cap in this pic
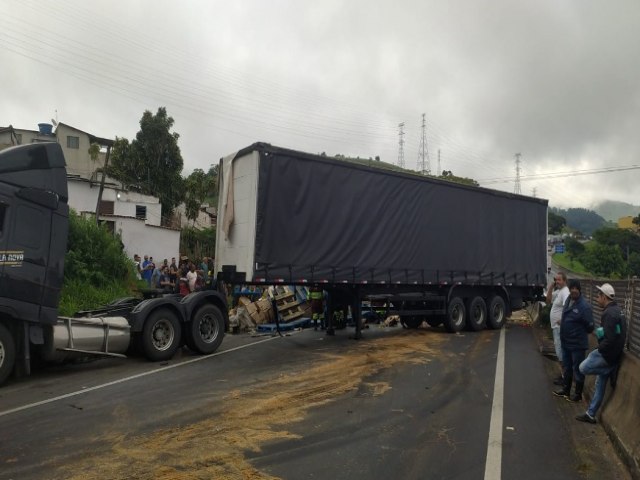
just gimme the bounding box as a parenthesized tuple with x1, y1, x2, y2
(576, 283, 626, 424)
(553, 279, 594, 402)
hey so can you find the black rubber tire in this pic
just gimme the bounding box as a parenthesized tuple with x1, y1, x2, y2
(141, 308, 181, 361)
(487, 295, 507, 329)
(401, 316, 423, 329)
(186, 304, 225, 354)
(465, 296, 487, 331)
(0, 323, 16, 386)
(443, 297, 466, 333)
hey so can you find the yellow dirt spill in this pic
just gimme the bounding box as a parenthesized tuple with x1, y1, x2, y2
(59, 330, 445, 480)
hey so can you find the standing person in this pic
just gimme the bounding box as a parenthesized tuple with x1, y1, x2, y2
(576, 283, 626, 424)
(186, 262, 198, 292)
(546, 272, 570, 385)
(553, 279, 594, 402)
(169, 257, 178, 287)
(133, 254, 142, 280)
(141, 255, 154, 286)
(309, 285, 325, 330)
(200, 257, 209, 286)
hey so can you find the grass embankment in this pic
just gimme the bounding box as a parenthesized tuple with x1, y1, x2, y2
(58, 211, 143, 316)
(551, 252, 592, 276)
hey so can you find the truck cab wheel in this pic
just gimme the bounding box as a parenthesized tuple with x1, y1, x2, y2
(0, 323, 16, 386)
(142, 309, 181, 361)
(186, 304, 225, 354)
(465, 296, 487, 331)
(444, 297, 466, 333)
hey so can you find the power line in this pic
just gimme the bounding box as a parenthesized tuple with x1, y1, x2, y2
(480, 164, 640, 185)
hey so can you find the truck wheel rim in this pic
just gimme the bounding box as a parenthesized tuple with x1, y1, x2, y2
(152, 319, 174, 351)
(0, 342, 4, 368)
(491, 304, 504, 322)
(472, 306, 484, 324)
(199, 313, 219, 343)
(451, 306, 463, 326)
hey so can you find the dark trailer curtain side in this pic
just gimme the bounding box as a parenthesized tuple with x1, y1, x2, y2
(242, 144, 547, 288)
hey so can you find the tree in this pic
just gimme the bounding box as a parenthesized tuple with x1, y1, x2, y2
(108, 107, 185, 221)
(581, 243, 625, 278)
(592, 227, 640, 258)
(633, 214, 640, 229)
(184, 169, 209, 225)
(552, 207, 609, 236)
(548, 211, 566, 234)
(564, 237, 585, 264)
(627, 251, 640, 277)
(440, 170, 480, 187)
(88, 142, 100, 162)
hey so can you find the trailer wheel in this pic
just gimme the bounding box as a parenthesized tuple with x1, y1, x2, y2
(444, 297, 466, 333)
(401, 316, 422, 329)
(0, 323, 16, 385)
(465, 296, 487, 331)
(142, 309, 181, 361)
(186, 304, 225, 354)
(487, 295, 507, 329)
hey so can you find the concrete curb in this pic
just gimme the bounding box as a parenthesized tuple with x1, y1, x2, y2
(586, 352, 640, 480)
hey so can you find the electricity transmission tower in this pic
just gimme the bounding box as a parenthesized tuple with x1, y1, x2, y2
(514, 153, 522, 194)
(398, 122, 405, 168)
(417, 113, 430, 174)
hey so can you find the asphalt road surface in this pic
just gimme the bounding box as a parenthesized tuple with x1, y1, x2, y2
(0, 320, 631, 480)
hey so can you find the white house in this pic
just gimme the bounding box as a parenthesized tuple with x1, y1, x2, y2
(0, 122, 181, 263)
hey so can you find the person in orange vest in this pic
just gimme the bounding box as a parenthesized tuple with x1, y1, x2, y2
(309, 285, 325, 330)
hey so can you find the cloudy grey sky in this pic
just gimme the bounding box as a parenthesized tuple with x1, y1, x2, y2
(1, 0, 639, 209)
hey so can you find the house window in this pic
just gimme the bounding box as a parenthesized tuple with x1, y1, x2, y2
(67, 136, 80, 149)
(103, 221, 115, 234)
(136, 205, 147, 220)
(15, 133, 22, 144)
(99, 200, 114, 215)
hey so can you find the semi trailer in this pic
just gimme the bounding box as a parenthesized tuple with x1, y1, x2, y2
(0, 142, 227, 386)
(215, 143, 547, 337)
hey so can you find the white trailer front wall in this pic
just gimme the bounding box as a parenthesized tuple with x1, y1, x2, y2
(215, 150, 259, 280)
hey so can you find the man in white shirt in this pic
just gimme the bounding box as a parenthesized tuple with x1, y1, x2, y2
(186, 263, 199, 292)
(546, 271, 570, 385)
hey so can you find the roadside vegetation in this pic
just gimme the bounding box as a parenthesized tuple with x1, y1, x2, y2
(59, 210, 142, 316)
(550, 211, 640, 279)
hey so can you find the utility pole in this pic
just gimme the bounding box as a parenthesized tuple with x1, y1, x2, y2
(514, 153, 522, 194)
(398, 122, 405, 168)
(417, 113, 430, 174)
(437, 149, 441, 176)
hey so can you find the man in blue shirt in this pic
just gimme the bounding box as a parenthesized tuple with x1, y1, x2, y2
(141, 255, 154, 286)
(553, 279, 594, 402)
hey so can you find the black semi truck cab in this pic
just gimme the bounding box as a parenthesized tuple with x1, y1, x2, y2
(0, 143, 227, 386)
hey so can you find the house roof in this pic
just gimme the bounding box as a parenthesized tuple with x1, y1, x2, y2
(57, 122, 114, 147)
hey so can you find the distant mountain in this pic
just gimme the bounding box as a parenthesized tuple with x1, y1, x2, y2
(550, 207, 613, 235)
(592, 200, 640, 223)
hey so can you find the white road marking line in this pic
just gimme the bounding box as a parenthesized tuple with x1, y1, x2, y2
(0, 335, 283, 418)
(484, 326, 505, 480)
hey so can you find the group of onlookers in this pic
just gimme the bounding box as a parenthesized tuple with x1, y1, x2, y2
(546, 273, 626, 424)
(133, 254, 214, 295)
